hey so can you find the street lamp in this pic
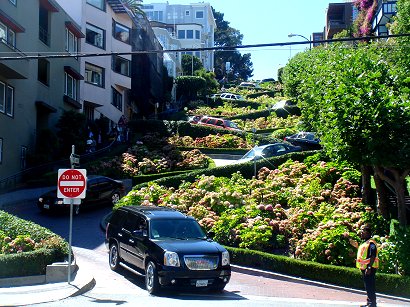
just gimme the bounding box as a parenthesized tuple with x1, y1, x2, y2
(288, 33, 311, 50)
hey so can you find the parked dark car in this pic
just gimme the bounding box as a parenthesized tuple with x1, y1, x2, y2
(284, 132, 321, 150)
(235, 142, 302, 164)
(105, 206, 231, 294)
(37, 175, 125, 215)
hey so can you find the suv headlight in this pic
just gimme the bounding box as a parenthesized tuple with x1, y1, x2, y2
(164, 251, 180, 267)
(222, 251, 230, 266)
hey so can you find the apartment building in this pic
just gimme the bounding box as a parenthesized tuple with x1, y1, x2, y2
(142, 2, 216, 73)
(56, 0, 133, 128)
(150, 21, 182, 78)
(325, 2, 356, 39)
(58, 0, 166, 120)
(0, 0, 83, 180)
(372, 0, 397, 36)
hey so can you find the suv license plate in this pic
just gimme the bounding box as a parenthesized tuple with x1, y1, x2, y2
(44, 204, 50, 209)
(196, 280, 208, 287)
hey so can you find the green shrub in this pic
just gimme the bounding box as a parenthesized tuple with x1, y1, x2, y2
(0, 211, 68, 258)
(271, 128, 298, 139)
(0, 248, 61, 278)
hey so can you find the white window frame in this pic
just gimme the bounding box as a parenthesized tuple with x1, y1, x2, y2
(85, 62, 104, 87)
(86, 0, 104, 10)
(65, 28, 78, 54)
(112, 55, 130, 77)
(178, 30, 185, 39)
(86, 23, 105, 49)
(20, 146, 27, 169)
(0, 81, 5, 113)
(64, 72, 77, 100)
(195, 11, 204, 18)
(6, 85, 14, 117)
(113, 20, 130, 44)
(111, 87, 122, 111)
(0, 21, 16, 48)
(0, 138, 3, 164)
(7, 28, 15, 46)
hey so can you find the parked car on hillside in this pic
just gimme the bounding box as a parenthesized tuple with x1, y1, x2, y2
(106, 206, 231, 294)
(284, 132, 321, 150)
(239, 82, 260, 89)
(234, 143, 301, 164)
(188, 115, 202, 124)
(220, 93, 244, 101)
(37, 175, 125, 215)
(192, 116, 242, 132)
(271, 100, 297, 110)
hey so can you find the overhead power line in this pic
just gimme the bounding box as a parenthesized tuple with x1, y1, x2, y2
(1, 33, 410, 61)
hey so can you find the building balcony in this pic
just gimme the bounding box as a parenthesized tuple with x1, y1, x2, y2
(372, 1, 397, 31)
(0, 41, 27, 79)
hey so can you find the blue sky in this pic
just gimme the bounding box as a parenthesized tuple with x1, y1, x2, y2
(160, 0, 337, 80)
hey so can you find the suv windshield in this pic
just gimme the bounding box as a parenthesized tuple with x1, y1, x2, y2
(150, 219, 206, 240)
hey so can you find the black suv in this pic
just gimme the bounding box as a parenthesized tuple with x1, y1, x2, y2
(105, 206, 231, 294)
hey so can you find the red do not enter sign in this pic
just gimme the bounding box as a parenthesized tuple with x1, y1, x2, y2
(57, 169, 87, 199)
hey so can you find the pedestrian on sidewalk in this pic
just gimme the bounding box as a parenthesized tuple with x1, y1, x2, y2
(356, 225, 379, 307)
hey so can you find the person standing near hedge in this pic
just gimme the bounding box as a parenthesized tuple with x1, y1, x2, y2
(356, 225, 379, 307)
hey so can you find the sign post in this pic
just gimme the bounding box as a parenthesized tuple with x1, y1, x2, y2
(57, 145, 86, 284)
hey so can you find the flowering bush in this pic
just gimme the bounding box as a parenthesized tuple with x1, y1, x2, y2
(168, 134, 251, 149)
(89, 133, 210, 177)
(114, 158, 402, 272)
(190, 102, 265, 117)
(353, 0, 377, 36)
(235, 115, 301, 131)
(1, 234, 36, 254)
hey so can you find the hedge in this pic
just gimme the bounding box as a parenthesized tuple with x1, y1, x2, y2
(131, 151, 314, 190)
(227, 246, 410, 298)
(0, 211, 69, 278)
(0, 248, 62, 278)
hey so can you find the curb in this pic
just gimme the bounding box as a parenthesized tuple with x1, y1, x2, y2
(231, 265, 410, 304)
(70, 276, 96, 297)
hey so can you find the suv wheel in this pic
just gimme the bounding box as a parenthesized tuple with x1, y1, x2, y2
(145, 261, 160, 294)
(111, 192, 121, 206)
(109, 243, 120, 271)
(210, 284, 226, 293)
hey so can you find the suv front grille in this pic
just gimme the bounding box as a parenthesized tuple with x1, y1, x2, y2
(184, 255, 219, 270)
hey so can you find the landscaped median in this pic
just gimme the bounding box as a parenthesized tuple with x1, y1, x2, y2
(0, 211, 69, 280)
(227, 246, 410, 298)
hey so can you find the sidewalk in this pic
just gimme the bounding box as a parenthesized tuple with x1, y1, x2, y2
(0, 264, 96, 306)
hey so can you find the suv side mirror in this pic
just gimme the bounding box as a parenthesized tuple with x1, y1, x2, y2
(207, 231, 215, 239)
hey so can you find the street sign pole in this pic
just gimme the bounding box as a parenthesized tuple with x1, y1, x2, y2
(68, 145, 75, 284)
(57, 149, 86, 284)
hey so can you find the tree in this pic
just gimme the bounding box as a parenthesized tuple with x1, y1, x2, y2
(181, 54, 203, 75)
(282, 42, 410, 226)
(195, 68, 219, 96)
(212, 8, 253, 81)
(175, 76, 206, 102)
(56, 110, 88, 156)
